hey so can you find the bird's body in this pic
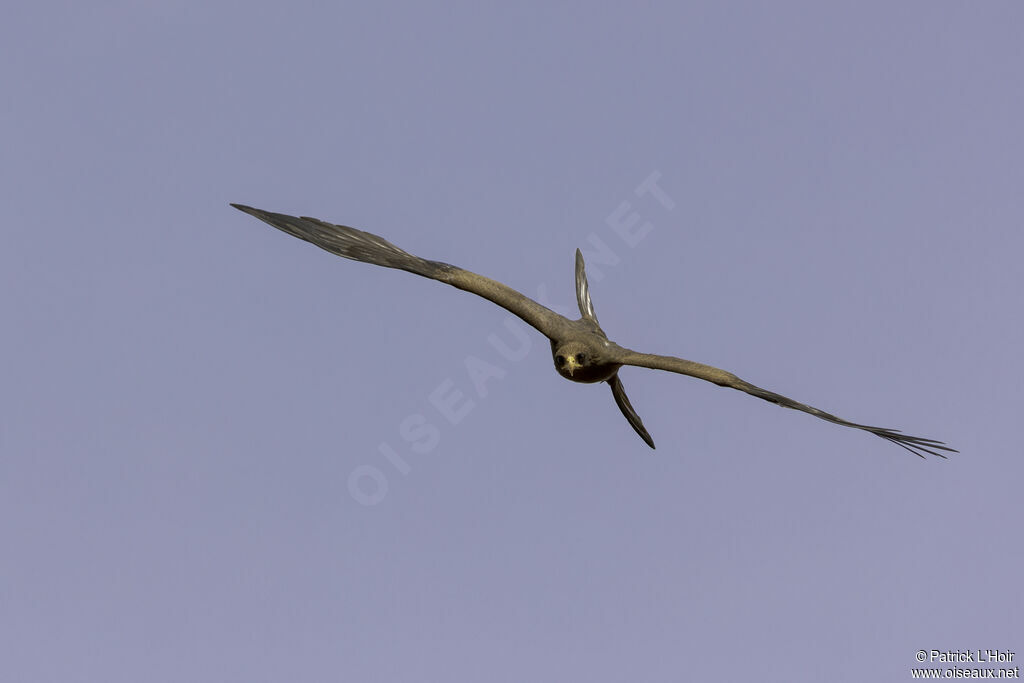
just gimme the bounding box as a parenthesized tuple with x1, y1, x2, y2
(232, 203, 955, 458)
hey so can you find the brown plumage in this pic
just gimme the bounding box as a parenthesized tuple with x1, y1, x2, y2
(232, 203, 956, 458)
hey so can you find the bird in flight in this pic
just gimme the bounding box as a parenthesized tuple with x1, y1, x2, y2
(232, 204, 955, 458)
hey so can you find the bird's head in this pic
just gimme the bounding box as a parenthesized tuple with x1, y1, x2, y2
(552, 340, 618, 383)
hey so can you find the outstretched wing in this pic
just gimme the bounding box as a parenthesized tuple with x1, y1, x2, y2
(610, 348, 956, 458)
(609, 373, 655, 449)
(232, 204, 570, 340)
(575, 249, 599, 324)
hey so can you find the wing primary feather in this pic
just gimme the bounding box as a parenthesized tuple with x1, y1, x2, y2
(232, 204, 448, 278)
(231, 204, 569, 339)
(613, 349, 956, 458)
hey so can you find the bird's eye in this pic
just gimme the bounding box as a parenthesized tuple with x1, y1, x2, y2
(575, 354, 585, 364)
(555, 355, 565, 366)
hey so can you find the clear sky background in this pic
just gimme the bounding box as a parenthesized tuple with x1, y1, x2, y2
(3, 3, 1021, 681)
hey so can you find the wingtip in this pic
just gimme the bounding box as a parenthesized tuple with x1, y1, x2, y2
(231, 204, 275, 222)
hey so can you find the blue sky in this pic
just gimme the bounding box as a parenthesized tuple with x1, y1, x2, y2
(3, 2, 1021, 681)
